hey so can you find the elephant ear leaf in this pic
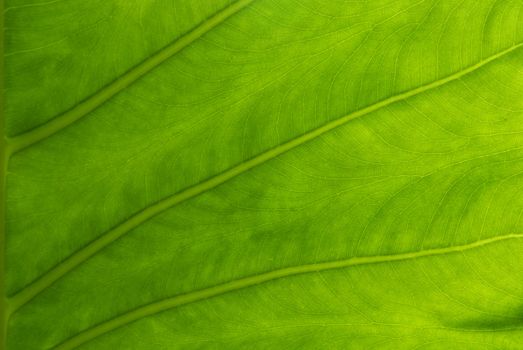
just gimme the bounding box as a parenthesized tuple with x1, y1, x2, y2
(2, 0, 523, 349)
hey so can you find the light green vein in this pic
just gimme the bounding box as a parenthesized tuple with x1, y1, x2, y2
(6, 0, 255, 154)
(7, 41, 523, 315)
(52, 233, 523, 350)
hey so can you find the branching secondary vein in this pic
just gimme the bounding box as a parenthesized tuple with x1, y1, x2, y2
(8, 41, 523, 315)
(7, 0, 255, 154)
(52, 233, 523, 350)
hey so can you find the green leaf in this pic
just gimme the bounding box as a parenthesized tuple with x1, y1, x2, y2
(2, 0, 523, 348)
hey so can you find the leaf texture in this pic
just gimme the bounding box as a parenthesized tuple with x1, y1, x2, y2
(2, 0, 523, 349)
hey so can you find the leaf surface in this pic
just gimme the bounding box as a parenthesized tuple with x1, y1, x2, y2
(2, 0, 523, 349)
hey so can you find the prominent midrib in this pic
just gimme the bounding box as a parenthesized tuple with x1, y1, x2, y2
(6, 0, 255, 154)
(53, 233, 523, 350)
(8, 41, 523, 315)
(1, 0, 9, 347)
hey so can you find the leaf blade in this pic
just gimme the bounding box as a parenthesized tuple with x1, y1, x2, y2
(4, 0, 523, 349)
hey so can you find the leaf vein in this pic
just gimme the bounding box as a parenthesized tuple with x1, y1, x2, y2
(53, 233, 523, 350)
(7, 0, 255, 154)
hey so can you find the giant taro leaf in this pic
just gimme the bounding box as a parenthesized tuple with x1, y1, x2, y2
(1, 0, 523, 349)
